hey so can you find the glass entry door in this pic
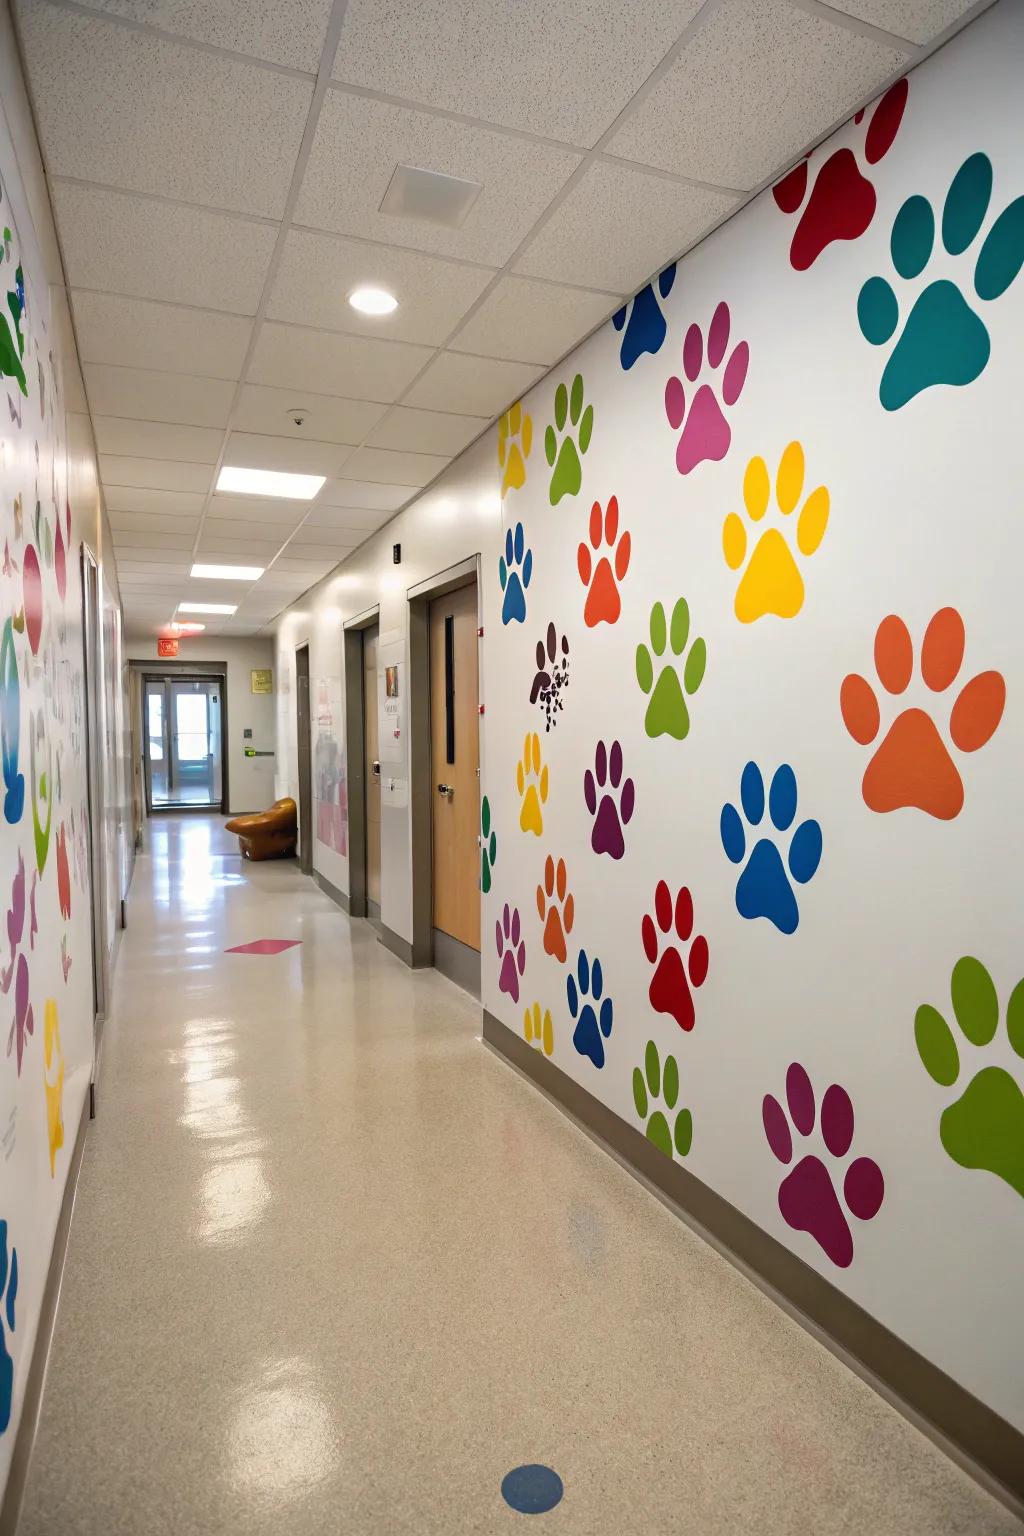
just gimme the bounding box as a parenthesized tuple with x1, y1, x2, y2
(144, 678, 223, 809)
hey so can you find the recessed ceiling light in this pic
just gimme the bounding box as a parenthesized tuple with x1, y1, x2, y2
(191, 563, 264, 581)
(177, 602, 237, 615)
(216, 466, 325, 500)
(349, 286, 398, 317)
(165, 621, 206, 634)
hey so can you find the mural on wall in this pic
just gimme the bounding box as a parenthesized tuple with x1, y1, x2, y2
(314, 674, 347, 857)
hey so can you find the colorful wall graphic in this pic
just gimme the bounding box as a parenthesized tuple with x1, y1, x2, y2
(314, 673, 347, 856)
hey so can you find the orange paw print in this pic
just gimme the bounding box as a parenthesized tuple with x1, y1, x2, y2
(536, 855, 574, 963)
(841, 608, 1005, 820)
(578, 496, 630, 627)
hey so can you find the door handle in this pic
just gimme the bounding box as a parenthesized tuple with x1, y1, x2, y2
(437, 783, 453, 797)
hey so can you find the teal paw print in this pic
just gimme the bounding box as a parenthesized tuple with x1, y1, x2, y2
(544, 372, 593, 505)
(633, 1040, 692, 1160)
(915, 956, 1024, 1200)
(635, 598, 706, 741)
(480, 795, 497, 894)
(858, 152, 1024, 411)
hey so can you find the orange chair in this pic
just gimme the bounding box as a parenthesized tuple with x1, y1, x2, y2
(225, 797, 297, 861)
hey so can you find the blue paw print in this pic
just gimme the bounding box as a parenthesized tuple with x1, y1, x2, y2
(858, 152, 1024, 411)
(613, 263, 676, 370)
(721, 763, 822, 935)
(499, 522, 532, 626)
(567, 949, 613, 1068)
(0, 1219, 19, 1434)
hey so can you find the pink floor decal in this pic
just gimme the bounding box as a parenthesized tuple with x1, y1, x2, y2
(224, 939, 301, 956)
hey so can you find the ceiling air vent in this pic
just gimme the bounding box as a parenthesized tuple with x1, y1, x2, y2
(379, 164, 482, 229)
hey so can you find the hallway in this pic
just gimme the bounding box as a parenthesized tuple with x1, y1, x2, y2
(17, 818, 1018, 1535)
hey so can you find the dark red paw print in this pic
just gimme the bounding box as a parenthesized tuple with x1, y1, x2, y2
(641, 881, 709, 1032)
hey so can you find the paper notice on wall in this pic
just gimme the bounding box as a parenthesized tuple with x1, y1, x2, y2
(379, 660, 403, 765)
(314, 674, 347, 855)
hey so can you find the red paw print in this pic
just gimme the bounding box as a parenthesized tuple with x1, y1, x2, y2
(773, 79, 907, 271)
(642, 881, 709, 1032)
(578, 496, 630, 628)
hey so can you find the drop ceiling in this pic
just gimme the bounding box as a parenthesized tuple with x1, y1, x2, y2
(14, 0, 990, 637)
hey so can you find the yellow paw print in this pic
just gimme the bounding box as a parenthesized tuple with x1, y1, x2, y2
(498, 400, 532, 499)
(43, 998, 65, 1176)
(516, 731, 548, 836)
(723, 442, 829, 623)
(524, 1002, 554, 1055)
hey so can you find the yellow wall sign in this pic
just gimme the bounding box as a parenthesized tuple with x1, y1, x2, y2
(251, 668, 273, 694)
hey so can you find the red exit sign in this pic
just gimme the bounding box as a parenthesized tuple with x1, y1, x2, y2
(157, 636, 179, 658)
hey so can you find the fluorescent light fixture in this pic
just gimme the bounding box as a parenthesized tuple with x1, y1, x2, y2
(348, 286, 398, 316)
(216, 466, 325, 500)
(191, 563, 264, 582)
(176, 602, 237, 615)
(165, 621, 206, 634)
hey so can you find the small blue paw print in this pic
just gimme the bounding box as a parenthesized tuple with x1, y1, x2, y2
(567, 949, 613, 1068)
(0, 1219, 19, 1434)
(499, 522, 532, 626)
(613, 263, 676, 370)
(720, 762, 822, 935)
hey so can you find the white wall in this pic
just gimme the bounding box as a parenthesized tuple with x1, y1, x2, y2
(273, 4, 1023, 1443)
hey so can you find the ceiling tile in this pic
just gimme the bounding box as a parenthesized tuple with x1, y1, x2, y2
(18, 1, 313, 218)
(72, 291, 253, 379)
(247, 323, 432, 402)
(288, 522, 364, 546)
(516, 161, 735, 292)
(111, 528, 194, 550)
(403, 352, 543, 417)
(450, 275, 618, 364)
(200, 518, 297, 545)
(100, 455, 214, 493)
(295, 90, 579, 266)
(275, 542, 352, 565)
(208, 493, 312, 524)
(52, 183, 276, 314)
(333, 0, 704, 146)
(222, 431, 351, 477)
(605, 0, 907, 191)
(195, 538, 283, 561)
(338, 446, 448, 487)
(79, 0, 333, 70)
(92, 417, 222, 462)
(102, 486, 206, 517)
(270, 556, 338, 575)
(84, 363, 235, 428)
(108, 510, 201, 535)
(233, 384, 386, 444)
(268, 228, 494, 345)
(366, 407, 486, 456)
(824, 0, 977, 43)
(316, 482, 412, 513)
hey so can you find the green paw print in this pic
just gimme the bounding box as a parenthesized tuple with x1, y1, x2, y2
(633, 1040, 692, 1159)
(635, 599, 706, 740)
(480, 795, 497, 894)
(915, 956, 1024, 1199)
(544, 372, 592, 505)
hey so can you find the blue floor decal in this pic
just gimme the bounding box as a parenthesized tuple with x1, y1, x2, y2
(501, 1464, 564, 1514)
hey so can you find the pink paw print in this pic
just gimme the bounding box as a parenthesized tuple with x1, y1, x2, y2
(496, 902, 526, 1004)
(664, 302, 749, 476)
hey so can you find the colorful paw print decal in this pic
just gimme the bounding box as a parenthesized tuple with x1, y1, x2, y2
(634, 1040, 692, 1160)
(498, 399, 532, 498)
(516, 731, 548, 836)
(499, 522, 532, 625)
(568, 949, 613, 1069)
(578, 497, 630, 627)
(43, 998, 64, 1176)
(523, 1001, 554, 1056)
(773, 79, 907, 271)
(584, 740, 634, 861)
(840, 608, 1004, 820)
(721, 762, 821, 935)
(480, 795, 496, 894)
(545, 373, 592, 504)
(530, 621, 569, 731)
(915, 956, 1024, 1199)
(636, 599, 706, 740)
(642, 881, 708, 1033)
(537, 855, 574, 964)
(1, 620, 23, 826)
(858, 151, 1024, 410)
(763, 1064, 884, 1268)
(723, 444, 828, 623)
(496, 902, 526, 1004)
(612, 263, 676, 369)
(0, 1220, 18, 1434)
(665, 302, 748, 476)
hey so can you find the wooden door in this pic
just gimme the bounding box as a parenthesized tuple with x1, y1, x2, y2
(362, 626, 381, 908)
(429, 583, 480, 950)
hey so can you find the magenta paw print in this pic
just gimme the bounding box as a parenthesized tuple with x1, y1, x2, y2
(763, 1063, 884, 1269)
(496, 902, 526, 1004)
(584, 740, 634, 861)
(664, 302, 749, 476)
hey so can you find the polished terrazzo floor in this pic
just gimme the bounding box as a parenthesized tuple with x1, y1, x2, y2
(18, 816, 1022, 1534)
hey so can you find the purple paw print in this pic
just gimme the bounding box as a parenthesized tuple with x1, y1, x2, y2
(584, 740, 634, 861)
(496, 902, 526, 1004)
(763, 1063, 884, 1269)
(665, 302, 749, 476)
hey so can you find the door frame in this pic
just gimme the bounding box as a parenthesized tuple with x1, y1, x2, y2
(129, 660, 229, 815)
(407, 556, 481, 971)
(295, 643, 313, 874)
(80, 547, 108, 1048)
(341, 605, 380, 920)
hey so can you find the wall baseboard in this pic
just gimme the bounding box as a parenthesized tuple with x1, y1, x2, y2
(378, 922, 415, 967)
(432, 928, 480, 998)
(314, 869, 350, 913)
(482, 1009, 1024, 1515)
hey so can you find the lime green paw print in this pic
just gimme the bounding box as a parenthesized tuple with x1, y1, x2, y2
(915, 956, 1024, 1199)
(544, 373, 593, 505)
(635, 598, 707, 741)
(633, 1040, 692, 1159)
